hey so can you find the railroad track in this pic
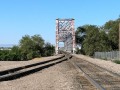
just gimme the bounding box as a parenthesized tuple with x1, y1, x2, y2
(70, 56, 120, 90)
(0, 55, 68, 81)
(69, 57, 97, 90)
(0, 53, 96, 90)
(1, 52, 120, 90)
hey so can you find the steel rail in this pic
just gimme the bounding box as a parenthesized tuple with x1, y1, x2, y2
(0, 55, 65, 76)
(69, 60, 104, 90)
(79, 57, 120, 77)
(0, 55, 67, 81)
(70, 56, 120, 90)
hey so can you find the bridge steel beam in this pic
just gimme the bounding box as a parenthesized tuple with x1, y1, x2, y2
(55, 18, 76, 54)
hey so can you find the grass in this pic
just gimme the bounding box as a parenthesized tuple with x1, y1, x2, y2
(113, 60, 120, 64)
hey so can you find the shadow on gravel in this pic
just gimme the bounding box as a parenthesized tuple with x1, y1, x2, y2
(0, 58, 68, 81)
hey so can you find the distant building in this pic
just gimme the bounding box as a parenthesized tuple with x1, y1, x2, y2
(0, 47, 12, 50)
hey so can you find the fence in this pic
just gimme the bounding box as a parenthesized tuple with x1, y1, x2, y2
(94, 51, 120, 61)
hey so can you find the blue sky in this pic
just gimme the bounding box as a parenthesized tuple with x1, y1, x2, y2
(0, 0, 120, 46)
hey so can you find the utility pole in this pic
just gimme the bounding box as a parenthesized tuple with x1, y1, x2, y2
(119, 23, 120, 51)
(119, 23, 120, 60)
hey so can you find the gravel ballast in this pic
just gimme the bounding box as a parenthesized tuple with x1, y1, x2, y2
(2, 54, 116, 90)
(0, 57, 83, 90)
(73, 54, 120, 75)
(0, 55, 62, 71)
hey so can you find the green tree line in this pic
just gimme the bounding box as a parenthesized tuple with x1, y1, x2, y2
(76, 18, 120, 56)
(0, 34, 55, 61)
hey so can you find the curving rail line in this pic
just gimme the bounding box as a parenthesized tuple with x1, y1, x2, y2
(1, 51, 120, 90)
(0, 55, 68, 81)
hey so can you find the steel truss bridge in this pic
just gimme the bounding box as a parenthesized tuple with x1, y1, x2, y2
(55, 18, 76, 54)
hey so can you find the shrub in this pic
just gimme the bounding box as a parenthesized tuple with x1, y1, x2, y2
(113, 60, 120, 64)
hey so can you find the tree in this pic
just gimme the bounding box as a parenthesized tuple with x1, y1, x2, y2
(0, 34, 55, 61)
(98, 31, 112, 51)
(43, 42, 55, 56)
(76, 18, 120, 56)
(19, 35, 33, 60)
(75, 26, 86, 45)
(19, 34, 44, 60)
(0, 50, 10, 61)
(75, 25, 88, 54)
(82, 25, 100, 56)
(31, 34, 44, 57)
(10, 46, 22, 60)
(104, 18, 120, 50)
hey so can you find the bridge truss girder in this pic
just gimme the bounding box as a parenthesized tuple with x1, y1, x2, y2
(56, 18, 75, 54)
